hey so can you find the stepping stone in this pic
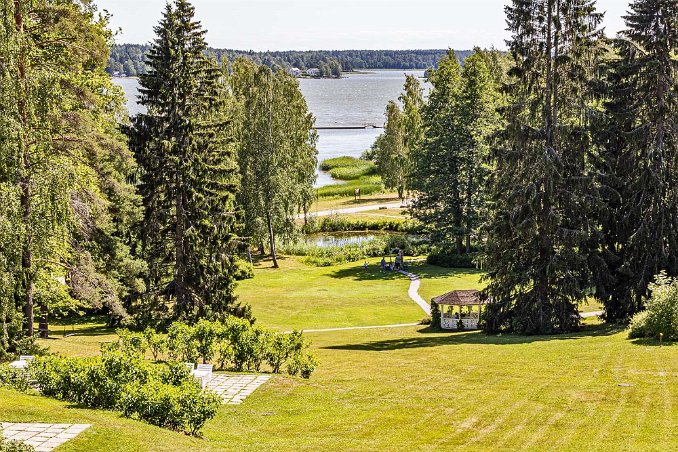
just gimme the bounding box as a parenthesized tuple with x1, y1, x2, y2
(0, 423, 90, 451)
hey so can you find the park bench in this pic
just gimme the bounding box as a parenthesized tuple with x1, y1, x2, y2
(191, 363, 213, 389)
(9, 355, 34, 370)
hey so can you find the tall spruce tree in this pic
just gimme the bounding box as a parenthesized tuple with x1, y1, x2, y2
(594, 0, 678, 321)
(483, 0, 603, 334)
(230, 59, 317, 269)
(128, 0, 243, 324)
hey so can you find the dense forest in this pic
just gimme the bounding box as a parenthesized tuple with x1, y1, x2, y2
(107, 45, 473, 76)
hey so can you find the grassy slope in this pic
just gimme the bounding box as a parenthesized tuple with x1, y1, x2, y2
(6, 259, 676, 450)
(8, 325, 678, 451)
(236, 257, 424, 330)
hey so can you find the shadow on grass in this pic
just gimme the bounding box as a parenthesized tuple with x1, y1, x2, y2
(329, 263, 483, 282)
(47, 323, 115, 338)
(323, 324, 624, 351)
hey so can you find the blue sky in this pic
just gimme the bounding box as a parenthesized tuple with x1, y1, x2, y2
(97, 0, 630, 50)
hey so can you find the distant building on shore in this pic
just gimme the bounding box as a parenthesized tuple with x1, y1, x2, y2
(289, 67, 302, 77)
(305, 68, 320, 77)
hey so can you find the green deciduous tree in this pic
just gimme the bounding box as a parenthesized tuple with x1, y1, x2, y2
(230, 59, 318, 268)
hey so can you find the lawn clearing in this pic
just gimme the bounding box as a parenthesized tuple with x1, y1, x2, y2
(12, 323, 678, 451)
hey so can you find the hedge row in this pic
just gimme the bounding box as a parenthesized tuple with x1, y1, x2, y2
(29, 351, 220, 435)
(118, 318, 318, 378)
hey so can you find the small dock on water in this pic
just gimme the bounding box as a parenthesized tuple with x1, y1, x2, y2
(314, 124, 384, 130)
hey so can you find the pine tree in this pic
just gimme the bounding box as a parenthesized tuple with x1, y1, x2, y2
(128, 0, 243, 324)
(594, 0, 678, 321)
(231, 59, 317, 269)
(0, 0, 111, 338)
(483, 0, 603, 334)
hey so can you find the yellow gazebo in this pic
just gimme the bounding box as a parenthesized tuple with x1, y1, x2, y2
(432, 290, 485, 330)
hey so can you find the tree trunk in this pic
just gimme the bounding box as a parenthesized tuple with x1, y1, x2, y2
(175, 191, 187, 312)
(267, 212, 279, 268)
(38, 304, 48, 339)
(15, 1, 33, 337)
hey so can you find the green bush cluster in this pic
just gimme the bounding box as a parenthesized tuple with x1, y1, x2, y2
(29, 351, 219, 435)
(319, 157, 377, 181)
(628, 273, 678, 341)
(0, 438, 35, 452)
(426, 248, 480, 268)
(280, 234, 429, 267)
(0, 365, 30, 392)
(162, 319, 317, 376)
(316, 176, 384, 198)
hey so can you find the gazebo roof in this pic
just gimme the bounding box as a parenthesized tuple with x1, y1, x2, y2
(432, 290, 484, 306)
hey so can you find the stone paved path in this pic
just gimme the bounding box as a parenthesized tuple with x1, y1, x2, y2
(205, 375, 271, 405)
(1, 423, 90, 451)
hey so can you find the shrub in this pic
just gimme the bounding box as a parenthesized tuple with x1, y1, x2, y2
(167, 322, 199, 362)
(287, 352, 318, 379)
(628, 310, 650, 339)
(116, 329, 148, 357)
(627, 273, 678, 340)
(429, 301, 441, 329)
(30, 350, 218, 436)
(193, 319, 220, 364)
(0, 438, 35, 452)
(120, 379, 220, 435)
(233, 258, 254, 280)
(0, 364, 30, 392)
(144, 327, 167, 361)
(426, 248, 479, 268)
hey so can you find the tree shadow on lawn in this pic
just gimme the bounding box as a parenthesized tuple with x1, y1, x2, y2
(329, 263, 483, 283)
(46, 323, 115, 338)
(323, 324, 625, 352)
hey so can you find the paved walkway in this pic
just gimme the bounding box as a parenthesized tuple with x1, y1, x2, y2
(1, 423, 90, 451)
(398, 270, 431, 315)
(205, 375, 271, 405)
(298, 202, 403, 219)
(581, 310, 604, 318)
(298, 323, 419, 333)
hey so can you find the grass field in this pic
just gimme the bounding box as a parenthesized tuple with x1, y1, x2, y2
(5, 258, 676, 451)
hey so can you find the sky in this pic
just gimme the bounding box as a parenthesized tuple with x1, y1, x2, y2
(96, 0, 630, 51)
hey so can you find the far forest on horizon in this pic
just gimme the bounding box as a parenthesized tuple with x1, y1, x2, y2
(107, 45, 475, 76)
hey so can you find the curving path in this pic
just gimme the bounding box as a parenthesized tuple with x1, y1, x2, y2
(398, 270, 431, 315)
(296, 269, 603, 334)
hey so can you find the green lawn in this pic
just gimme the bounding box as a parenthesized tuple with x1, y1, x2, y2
(5, 258, 676, 451)
(8, 324, 678, 451)
(236, 257, 424, 330)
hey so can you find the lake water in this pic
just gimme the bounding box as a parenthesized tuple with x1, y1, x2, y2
(113, 70, 427, 186)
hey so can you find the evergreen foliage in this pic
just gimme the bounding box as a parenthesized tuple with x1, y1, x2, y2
(483, 0, 604, 334)
(409, 49, 501, 253)
(594, 0, 678, 322)
(127, 0, 245, 325)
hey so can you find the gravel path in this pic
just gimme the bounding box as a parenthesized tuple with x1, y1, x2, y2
(298, 202, 403, 219)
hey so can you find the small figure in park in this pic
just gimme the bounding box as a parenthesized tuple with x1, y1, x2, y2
(363, 261, 368, 271)
(380, 257, 386, 272)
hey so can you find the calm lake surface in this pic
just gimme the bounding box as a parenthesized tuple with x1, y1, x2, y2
(113, 70, 428, 186)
